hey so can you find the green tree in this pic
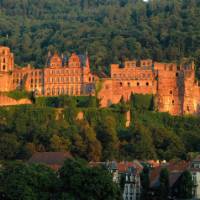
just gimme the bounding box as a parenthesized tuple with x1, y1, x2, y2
(50, 134, 70, 152)
(0, 162, 59, 200)
(96, 116, 119, 160)
(176, 170, 194, 199)
(59, 158, 122, 200)
(0, 134, 20, 160)
(71, 121, 102, 161)
(158, 168, 169, 200)
(140, 166, 150, 200)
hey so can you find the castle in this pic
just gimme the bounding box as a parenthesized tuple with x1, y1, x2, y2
(0, 46, 96, 96)
(0, 46, 200, 116)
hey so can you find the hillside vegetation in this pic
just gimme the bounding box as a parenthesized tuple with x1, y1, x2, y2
(0, 0, 200, 77)
(0, 95, 199, 162)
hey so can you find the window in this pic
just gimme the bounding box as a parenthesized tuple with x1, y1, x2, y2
(137, 82, 140, 86)
(172, 100, 175, 105)
(170, 90, 173, 95)
(52, 88, 55, 95)
(3, 65, 6, 70)
(120, 82, 123, 87)
(146, 82, 149, 86)
(176, 72, 179, 77)
(128, 82, 131, 87)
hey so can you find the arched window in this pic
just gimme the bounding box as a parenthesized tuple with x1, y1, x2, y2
(52, 88, 55, 95)
(57, 88, 60, 95)
(47, 88, 50, 95)
(70, 87, 73, 95)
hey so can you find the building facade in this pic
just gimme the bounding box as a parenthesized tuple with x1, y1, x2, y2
(98, 59, 200, 115)
(0, 46, 96, 98)
(0, 46, 200, 116)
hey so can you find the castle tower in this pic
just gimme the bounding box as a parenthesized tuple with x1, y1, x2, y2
(182, 62, 199, 114)
(156, 63, 183, 115)
(0, 46, 14, 72)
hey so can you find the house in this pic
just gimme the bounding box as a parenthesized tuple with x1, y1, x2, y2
(104, 161, 143, 200)
(28, 152, 72, 170)
(189, 155, 200, 199)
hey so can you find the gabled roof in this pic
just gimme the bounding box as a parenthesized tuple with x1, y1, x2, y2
(150, 160, 190, 188)
(28, 152, 72, 170)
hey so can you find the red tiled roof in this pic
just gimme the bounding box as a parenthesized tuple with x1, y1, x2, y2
(117, 161, 143, 173)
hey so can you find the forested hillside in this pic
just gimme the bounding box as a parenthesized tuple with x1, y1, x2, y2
(1, 0, 200, 75)
(0, 95, 200, 162)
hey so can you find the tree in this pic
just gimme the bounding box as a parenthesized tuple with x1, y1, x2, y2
(0, 162, 59, 200)
(158, 168, 170, 200)
(72, 121, 102, 161)
(140, 166, 150, 200)
(96, 116, 119, 160)
(176, 170, 194, 199)
(59, 158, 122, 200)
(50, 134, 70, 152)
(0, 134, 20, 160)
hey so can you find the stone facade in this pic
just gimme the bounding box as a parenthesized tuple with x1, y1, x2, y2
(0, 46, 199, 116)
(0, 46, 96, 99)
(99, 60, 200, 116)
(98, 60, 157, 107)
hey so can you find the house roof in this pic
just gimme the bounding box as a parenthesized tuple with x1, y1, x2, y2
(28, 152, 72, 170)
(150, 160, 189, 188)
(117, 161, 143, 174)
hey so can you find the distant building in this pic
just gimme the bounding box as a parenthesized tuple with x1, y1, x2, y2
(28, 152, 72, 170)
(98, 59, 200, 115)
(189, 155, 200, 199)
(149, 158, 200, 199)
(94, 161, 143, 200)
(0, 46, 96, 98)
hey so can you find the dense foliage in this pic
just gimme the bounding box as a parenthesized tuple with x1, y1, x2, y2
(0, 0, 200, 77)
(0, 94, 199, 162)
(0, 159, 122, 200)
